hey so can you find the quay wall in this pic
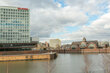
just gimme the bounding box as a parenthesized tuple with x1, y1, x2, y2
(0, 48, 110, 55)
(81, 48, 110, 53)
(0, 52, 57, 62)
(48, 49, 110, 53)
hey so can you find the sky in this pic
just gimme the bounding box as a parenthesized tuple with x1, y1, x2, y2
(0, 0, 110, 44)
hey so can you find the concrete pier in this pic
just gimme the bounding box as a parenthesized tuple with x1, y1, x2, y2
(0, 52, 57, 62)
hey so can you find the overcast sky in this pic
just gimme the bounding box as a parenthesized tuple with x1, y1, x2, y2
(0, 0, 110, 44)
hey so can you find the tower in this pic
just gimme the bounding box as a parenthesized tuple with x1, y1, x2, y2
(83, 37, 86, 42)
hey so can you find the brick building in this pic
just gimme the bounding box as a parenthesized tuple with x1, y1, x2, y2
(71, 37, 98, 49)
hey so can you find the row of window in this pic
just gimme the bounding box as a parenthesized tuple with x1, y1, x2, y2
(0, 28, 29, 30)
(1, 13, 29, 15)
(0, 28, 29, 29)
(0, 20, 29, 22)
(0, 17, 29, 22)
(0, 38, 28, 40)
(1, 20, 28, 22)
(0, 8, 29, 12)
(0, 40, 29, 43)
(0, 21, 29, 23)
(0, 35, 29, 37)
(0, 29, 29, 31)
(1, 15, 29, 17)
(1, 31, 29, 34)
(3, 12, 29, 14)
(0, 33, 29, 35)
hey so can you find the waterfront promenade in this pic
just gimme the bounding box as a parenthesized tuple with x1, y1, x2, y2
(0, 52, 57, 62)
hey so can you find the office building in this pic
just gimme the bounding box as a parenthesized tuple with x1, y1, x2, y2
(0, 6, 30, 43)
(0, 6, 38, 51)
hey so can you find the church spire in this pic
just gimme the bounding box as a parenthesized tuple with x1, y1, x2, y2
(83, 37, 86, 42)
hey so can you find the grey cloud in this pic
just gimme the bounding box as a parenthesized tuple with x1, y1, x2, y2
(30, 6, 88, 37)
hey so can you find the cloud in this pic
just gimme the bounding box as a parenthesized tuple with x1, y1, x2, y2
(30, 6, 88, 37)
(65, 0, 108, 15)
(1, 0, 57, 8)
(61, 12, 110, 43)
(104, 24, 110, 29)
(0, 0, 11, 6)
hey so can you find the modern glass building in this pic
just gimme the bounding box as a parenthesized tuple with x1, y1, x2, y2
(0, 6, 30, 43)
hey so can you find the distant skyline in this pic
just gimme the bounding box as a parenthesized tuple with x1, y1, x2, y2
(0, 0, 110, 44)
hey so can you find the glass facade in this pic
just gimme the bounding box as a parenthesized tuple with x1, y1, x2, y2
(0, 6, 30, 43)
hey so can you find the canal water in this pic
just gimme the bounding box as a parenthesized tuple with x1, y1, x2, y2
(0, 54, 110, 73)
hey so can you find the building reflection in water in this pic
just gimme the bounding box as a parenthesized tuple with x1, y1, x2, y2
(42, 60, 56, 73)
(102, 54, 110, 73)
(83, 54, 92, 73)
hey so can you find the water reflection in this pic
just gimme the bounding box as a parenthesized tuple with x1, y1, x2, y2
(83, 54, 110, 73)
(0, 54, 110, 73)
(102, 54, 110, 73)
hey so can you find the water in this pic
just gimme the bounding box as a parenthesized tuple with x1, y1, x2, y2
(0, 54, 109, 73)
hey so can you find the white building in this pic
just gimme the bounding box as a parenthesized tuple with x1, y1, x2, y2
(49, 39, 61, 48)
(98, 41, 109, 47)
(0, 6, 30, 43)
